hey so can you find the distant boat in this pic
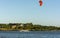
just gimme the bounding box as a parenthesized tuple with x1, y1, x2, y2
(20, 30, 30, 32)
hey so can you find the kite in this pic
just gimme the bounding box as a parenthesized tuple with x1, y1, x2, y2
(39, 0, 43, 6)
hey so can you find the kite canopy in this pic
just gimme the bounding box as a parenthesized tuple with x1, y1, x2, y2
(39, 0, 43, 6)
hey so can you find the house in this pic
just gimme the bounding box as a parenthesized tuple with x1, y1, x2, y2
(9, 23, 17, 29)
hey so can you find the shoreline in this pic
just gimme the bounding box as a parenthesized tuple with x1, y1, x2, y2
(0, 23, 60, 31)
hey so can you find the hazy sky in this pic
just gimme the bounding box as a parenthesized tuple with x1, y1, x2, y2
(0, 0, 60, 26)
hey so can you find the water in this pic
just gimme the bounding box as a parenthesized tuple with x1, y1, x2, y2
(0, 31, 60, 38)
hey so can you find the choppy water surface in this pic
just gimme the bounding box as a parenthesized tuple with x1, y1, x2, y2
(0, 31, 60, 38)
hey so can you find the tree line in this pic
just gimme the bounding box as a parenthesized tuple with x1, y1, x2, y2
(0, 23, 60, 31)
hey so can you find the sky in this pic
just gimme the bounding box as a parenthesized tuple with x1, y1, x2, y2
(0, 0, 60, 26)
